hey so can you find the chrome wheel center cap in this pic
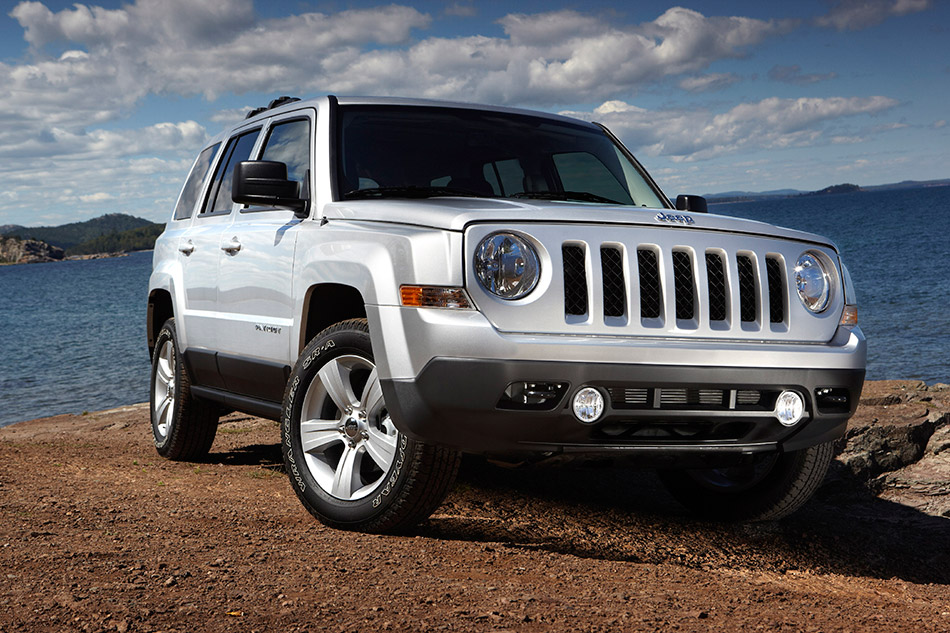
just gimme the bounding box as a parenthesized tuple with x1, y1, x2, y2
(343, 417, 361, 439)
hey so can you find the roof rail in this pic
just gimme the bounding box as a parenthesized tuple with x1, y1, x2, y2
(245, 96, 301, 119)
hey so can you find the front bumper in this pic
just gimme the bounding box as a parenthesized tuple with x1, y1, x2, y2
(368, 306, 866, 458)
(381, 359, 864, 458)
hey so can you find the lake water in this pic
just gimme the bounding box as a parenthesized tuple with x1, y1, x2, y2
(0, 187, 947, 427)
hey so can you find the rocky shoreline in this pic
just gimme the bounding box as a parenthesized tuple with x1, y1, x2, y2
(0, 379, 947, 632)
(0, 235, 133, 265)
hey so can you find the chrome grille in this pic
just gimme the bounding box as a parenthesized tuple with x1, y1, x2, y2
(560, 242, 789, 329)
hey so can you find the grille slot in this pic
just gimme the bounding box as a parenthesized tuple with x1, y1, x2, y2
(637, 248, 661, 319)
(736, 254, 757, 322)
(672, 251, 695, 320)
(766, 257, 784, 324)
(562, 244, 588, 316)
(608, 387, 650, 408)
(601, 246, 626, 318)
(736, 390, 761, 405)
(706, 252, 727, 322)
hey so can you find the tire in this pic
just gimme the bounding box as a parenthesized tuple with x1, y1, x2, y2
(658, 441, 834, 521)
(281, 319, 460, 533)
(150, 318, 218, 460)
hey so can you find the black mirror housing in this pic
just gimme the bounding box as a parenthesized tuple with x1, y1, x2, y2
(675, 194, 708, 213)
(232, 161, 309, 216)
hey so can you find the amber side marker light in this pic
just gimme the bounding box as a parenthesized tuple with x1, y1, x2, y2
(839, 305, 858, 326)
(400, 285, 473, 309)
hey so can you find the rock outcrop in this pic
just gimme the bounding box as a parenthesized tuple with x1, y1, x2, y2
(0, 236, 65, 264)
(836, 380, 950, 517)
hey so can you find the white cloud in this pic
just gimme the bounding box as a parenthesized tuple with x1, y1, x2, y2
(679, 73, 741, 93)
(562, 96, 899, 161)
(79, 192, 114, 202)
(443, 3, 476, 18)
(815, 0, 932, 31)
(768, 65, 837, 84)
(7, 2, 790, 108)
(210, 107, 255, 124)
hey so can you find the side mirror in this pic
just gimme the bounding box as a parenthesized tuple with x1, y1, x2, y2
(675, 194, 707, 213)
(232, 161, 309, 216)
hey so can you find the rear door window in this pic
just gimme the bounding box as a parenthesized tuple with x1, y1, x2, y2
(201, 129, 261, 216)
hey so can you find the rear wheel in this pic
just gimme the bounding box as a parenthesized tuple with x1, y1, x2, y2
(282, 319, 460, 533)
(658, 441, 834, 521)
(150, 318, 218, 460)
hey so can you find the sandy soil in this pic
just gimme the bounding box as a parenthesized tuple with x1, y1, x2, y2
(0, 381, 948, 632)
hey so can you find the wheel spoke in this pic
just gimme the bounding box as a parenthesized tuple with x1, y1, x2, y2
(318, 360, 358, 412)
(331, 444, 360, 498)
(359, 368, 385, 420)
(156, 343, 173, 383)
(300, 419, 342, 454)
(155, 395, 171, 434)
(364, 426, 397, 470)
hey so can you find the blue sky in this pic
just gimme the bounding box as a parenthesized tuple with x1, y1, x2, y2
(0, 0, 947, 226)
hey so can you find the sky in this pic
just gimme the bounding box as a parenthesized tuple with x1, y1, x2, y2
(0, 0, 947, 227)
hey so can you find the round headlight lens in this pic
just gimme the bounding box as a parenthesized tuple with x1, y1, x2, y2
(795, 252, 831, 313)
(474, 232, 540, 300)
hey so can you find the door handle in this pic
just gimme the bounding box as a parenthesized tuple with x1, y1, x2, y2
(179, 240, 195, 255)
(221, 237, 242, 254)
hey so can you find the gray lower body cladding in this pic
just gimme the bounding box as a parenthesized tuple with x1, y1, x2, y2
(381, 359, 865, 458)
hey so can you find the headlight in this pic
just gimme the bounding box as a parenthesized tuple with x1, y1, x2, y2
(795, 251, 831, 313)
(474, 232, 540, 300)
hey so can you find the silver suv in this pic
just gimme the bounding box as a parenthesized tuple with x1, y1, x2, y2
(147, 95, 866, 532)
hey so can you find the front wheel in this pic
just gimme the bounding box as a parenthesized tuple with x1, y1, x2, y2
(658, 441, 834, 521)
(281, 319, 460, 533)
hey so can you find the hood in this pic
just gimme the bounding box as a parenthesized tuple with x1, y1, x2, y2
(321, 197, 837, 250)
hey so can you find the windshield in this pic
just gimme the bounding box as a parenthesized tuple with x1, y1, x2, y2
(337, 105, 670, 209)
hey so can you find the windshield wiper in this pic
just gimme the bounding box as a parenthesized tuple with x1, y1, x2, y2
(510, 190, 625, 205)
(343, 186, 488, 200)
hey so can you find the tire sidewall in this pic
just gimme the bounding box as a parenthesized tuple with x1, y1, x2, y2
(281, 322, 416, 527)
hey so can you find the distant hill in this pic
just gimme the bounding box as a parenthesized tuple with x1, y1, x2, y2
(801, 183, 863, 197)
(67, 223, 164, 256)
(707, 178, 948, 203)
(0, 213, 156, 249)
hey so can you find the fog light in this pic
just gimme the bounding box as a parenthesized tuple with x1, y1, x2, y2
(774, 390, 805, 427)
(572, 387, 605, 424)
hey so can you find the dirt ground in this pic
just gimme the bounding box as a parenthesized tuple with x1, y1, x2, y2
(1, 381, 948, 632)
